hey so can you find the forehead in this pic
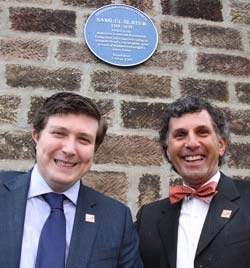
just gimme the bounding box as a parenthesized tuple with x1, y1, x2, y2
(169, 110, 214, 131)
(45, 113, 99, 130)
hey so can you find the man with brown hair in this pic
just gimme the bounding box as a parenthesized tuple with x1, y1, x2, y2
(0, 92, 142, 268)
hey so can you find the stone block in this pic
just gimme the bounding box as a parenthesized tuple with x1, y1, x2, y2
(225, 108, 250, 136)
(10, 7, 76, 36)
(161, 20, 184, 44)
(62, 0, 111, 7)
(179, 78, 229, 101)
(190, 25, 242, 50)
(56, 40, 99, 63)
(138, 174, 161, 207)
(235, 83, 250, 104)
(145, 50, 186, 70)
(230, 1, 250, 25)
(121, 101, 167, 130)
(94, 135, 164, 166)
(227, 143, 250, 169)
(0, 95, 21, 124)
(91, 70, 171, 98)
(197, 53, 250, 76)
(0, 131, 34, 160)
(161, 0, 223, 22)
(0, 38, 48, 60)
(6, 65, 82, 90)
(83, 171, 128, 203)
(122, 0, 153, 13)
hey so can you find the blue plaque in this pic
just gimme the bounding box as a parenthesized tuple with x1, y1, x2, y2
(84, 4, 158, 67)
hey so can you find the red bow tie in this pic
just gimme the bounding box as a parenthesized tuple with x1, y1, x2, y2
(169, 181, 218, 204)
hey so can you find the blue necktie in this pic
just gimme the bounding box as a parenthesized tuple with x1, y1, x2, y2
(35, 193, 66, 268)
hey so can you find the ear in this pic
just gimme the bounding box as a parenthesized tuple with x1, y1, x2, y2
(32, 129, 39, 143)
(218, 137, 227, 156)
(166, 148, 171, 161)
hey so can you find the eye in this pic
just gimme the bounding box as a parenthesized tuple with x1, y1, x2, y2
(174, 131, 186, 140)
(51, 131, 65, 137)
(198, 128, 209, 136)
(79, 137, 92, 145)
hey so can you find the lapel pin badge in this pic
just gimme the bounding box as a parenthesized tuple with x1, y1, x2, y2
(85, 213, 95, 223)
(220, 209, 232, 219)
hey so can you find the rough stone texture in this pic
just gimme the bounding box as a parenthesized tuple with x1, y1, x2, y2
(225, 109, 250, 136)
(94, 135, 164, 166)
(94, 99, 115, 127)
(227, 143, 250, 169)
(83, 171, 128, 203)
(0, 8, 3, 33)
(169, 176, 183, 186)
(0, 96, 21, 124)
(138, 174, 161, 207)
(144, 50, 187, 70)
(28, 96, 114, 126)
(190, 25, 242, 50)
(179, 78, 229, 102)
(10, 8, 76, 36)
(197, 53, 250, 77)
(161, 0, 223, 22)
(230, 1, 250, 25)
(235, 83, 250, 104)
(28, 96, 45, 125)
(56, 40, 99, 63)
(0, 39, 48, 60)
(161, 21, 184, 44)
(121, 101, 167, 130)
(91, 71, 171, 98)
(12, 0, 52, 3)
(122, 0, 153, 13)
(0, 132, 34, 160)
(62, 0, 111, 7)
(6, 65, 82, 90)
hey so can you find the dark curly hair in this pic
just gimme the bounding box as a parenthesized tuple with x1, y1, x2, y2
(159, 96, 229, 166)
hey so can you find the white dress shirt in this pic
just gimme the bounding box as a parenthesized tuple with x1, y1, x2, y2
(19, 164, 80, 268)
(176, 171, 220, 268)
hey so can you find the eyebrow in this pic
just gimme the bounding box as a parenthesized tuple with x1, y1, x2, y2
(171, 128, 187, 134)
(49, 126, 95, 141)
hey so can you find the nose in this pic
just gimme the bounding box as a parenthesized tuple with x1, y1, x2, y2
(62, 137, 76, 156)
(185, 133, 200, 150)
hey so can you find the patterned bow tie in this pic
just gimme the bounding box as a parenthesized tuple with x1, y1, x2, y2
(169, 181, 218, 204)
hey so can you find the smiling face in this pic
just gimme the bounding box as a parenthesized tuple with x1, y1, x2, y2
(166, 110, 226, 189)
(32, 113, 99, 192)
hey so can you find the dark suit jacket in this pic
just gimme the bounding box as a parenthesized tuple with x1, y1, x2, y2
(135, 173, 250, 268)
(0, 170, 143, 268)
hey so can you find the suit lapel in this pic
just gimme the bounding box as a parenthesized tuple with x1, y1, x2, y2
(66, 184, 100, 268)
(196, 174, 240, 257)
(0, 171, 30, 267)
(158, 201, 182, 268)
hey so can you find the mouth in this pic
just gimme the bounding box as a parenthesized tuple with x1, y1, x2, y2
(54, 159, 78, 168)
(183, 155, 204, 162)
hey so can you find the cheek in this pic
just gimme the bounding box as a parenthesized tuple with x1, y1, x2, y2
(78, 146, 95, 161)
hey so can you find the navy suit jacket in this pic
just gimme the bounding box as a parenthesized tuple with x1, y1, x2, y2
(0, 170, 143, 268)
(136, 173, 250, 268)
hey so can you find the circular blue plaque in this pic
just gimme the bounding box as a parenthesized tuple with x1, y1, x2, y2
(84, 4, 158, 67)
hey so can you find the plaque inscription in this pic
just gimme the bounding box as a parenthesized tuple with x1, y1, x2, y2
(84, 4, 158, 67)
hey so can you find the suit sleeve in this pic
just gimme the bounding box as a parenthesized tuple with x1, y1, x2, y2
(118, 207, 144, 268)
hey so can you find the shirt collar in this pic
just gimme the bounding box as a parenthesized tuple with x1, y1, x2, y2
(28, 164, 80, 205)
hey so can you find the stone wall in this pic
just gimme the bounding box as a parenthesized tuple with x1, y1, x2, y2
(0, 0, 250, 216)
